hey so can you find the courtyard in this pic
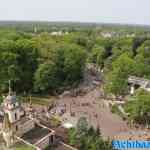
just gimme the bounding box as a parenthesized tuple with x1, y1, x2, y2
(22, 125, 50, 144)
(55, 87, 129, 139)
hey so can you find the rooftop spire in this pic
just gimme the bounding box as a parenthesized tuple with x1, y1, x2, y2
(3, 113, 11, 131)
(8, 80, 12, 95)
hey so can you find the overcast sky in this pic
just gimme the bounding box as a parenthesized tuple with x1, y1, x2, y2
(0, 0, 150, 25)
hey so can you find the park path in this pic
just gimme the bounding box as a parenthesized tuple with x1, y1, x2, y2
(57, 88, 130, 139)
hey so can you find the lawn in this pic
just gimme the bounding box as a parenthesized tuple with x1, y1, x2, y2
(0, 142, 35, 150)
(14, 146, 35, 150)
(111, 104, 127, 120)
(49, 116, 61, 127)
(21, 95, 56, 106)
(22, 125, 50, 144)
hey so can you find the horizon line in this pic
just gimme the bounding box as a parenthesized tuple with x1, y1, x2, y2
(0, 19, 150, 27)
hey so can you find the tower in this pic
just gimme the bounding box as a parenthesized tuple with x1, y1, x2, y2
(3, 80, 21, 123)
(2, 81, 21, 147)
(34, 26, 37, 34)
(2, 113, 14, 147)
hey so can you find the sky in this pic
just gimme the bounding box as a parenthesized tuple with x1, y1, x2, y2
(0, 0, 150, 25)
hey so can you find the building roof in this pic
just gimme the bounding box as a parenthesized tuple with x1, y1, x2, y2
(62, 123, 74, 129)
(3, 113, 11, 131)
(146, 82, 150, 88)
(0, 115, 4, 123)
(0, 106, 4, 116)
(128, 76, 150, 87)
(5, 94, 17, 104)
(22, 125, 51, 144)
(0, 106, 3, 112)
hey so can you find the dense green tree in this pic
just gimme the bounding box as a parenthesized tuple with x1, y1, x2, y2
(76, 117, 88, 136)
(134, 40, 150, 79)
(34, 62, 59, 93)
(15, 39, 38, 91)
(63, 44, 86, 85)
(74, 34, 88, 47)
(68, 128, 78, 146)
(0, 26, 149, 98)
(125, 89, 150, 126)
(132, 36, 147, 55)
(32, 33, 57, 61)
(89, 45, 107, 69)
(134, 55, 150, 78)
(111, 38, 133, 59)
(68, 118, 114, 150)
(34, 44, 86, 93)
(136, 40, 150, 58)
(105, 53, 136, 96)
(0, 52, 19, 92)
(95, 37, 114, 57)
(0, 38, 38, 92)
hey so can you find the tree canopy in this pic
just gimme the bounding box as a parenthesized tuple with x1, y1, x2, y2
(68, 117, 114, 150)
(34, 44, 86, 93)
(125, 89, 150, 126)
(105, 53, 136, 96)
(0, 30, 87, 94)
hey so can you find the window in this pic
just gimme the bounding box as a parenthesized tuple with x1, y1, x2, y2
(50, 135, 54, 143)
(16, 125, 18, 131)
(15, 113, 17, 120)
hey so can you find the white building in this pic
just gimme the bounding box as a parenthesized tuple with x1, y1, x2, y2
(101, 32, 112, 38)
(128, 76, 150, 94)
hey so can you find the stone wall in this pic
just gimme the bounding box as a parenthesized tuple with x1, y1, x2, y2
(12, 119, 35, 137)
(20, 120, 35, 136)
(36, 136, 50, 150)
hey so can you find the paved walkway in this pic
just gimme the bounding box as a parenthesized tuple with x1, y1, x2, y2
(57, 88, 130, 139)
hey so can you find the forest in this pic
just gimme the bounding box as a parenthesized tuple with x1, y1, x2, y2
(0, 21, 150, 128)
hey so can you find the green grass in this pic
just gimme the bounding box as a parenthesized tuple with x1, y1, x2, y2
(111, 104, 120, 114)
(0, 96, 3, 105)
(111, 104, 127, 120)
(21, 96, 56, 106)
(13, 142, 35, 150)
(14, 146, 35, 150)
(49, 116, 61, 127)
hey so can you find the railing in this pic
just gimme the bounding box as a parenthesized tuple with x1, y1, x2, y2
(128, 76, 149, 86)
(15, 136, 41, 150)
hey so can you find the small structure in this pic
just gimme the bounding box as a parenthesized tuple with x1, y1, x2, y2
(0, 81, 56, 150)
(2, 113, 14, 147)
(34, 26, 38, 34)
(101, 32, 112, 38)
(128, 76, 150, 94)
(51, 31, 69, 36)
(62, 123, 74, 129)
(51, 31, 63, 36)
